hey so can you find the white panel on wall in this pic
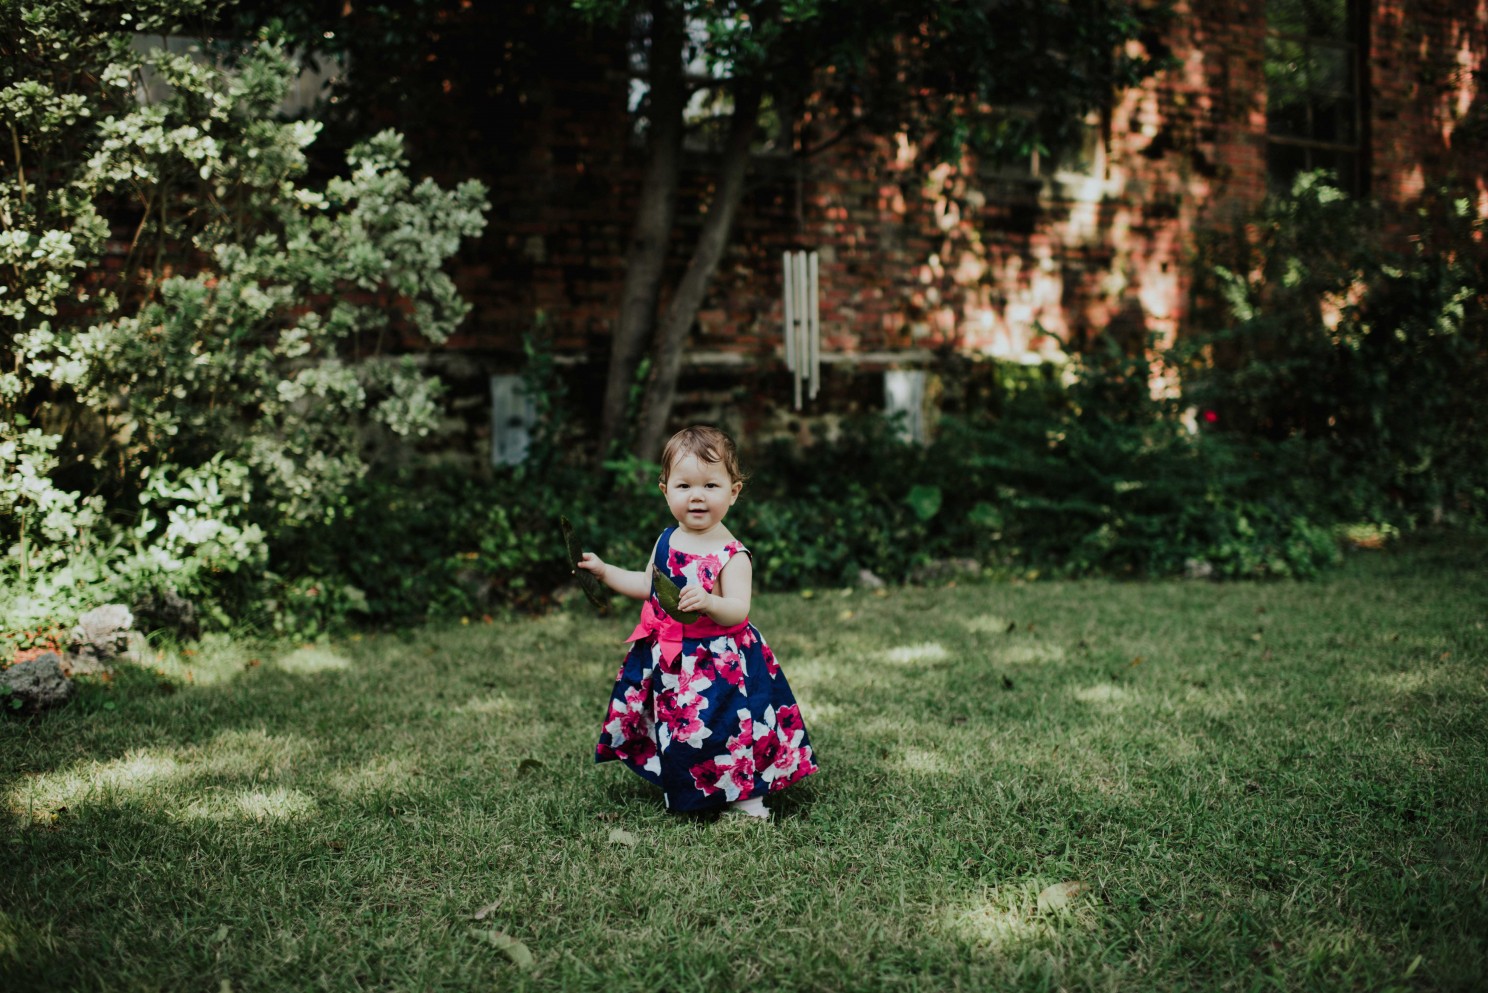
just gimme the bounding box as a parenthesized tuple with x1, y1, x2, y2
(490, 374, 536, 467)
(884, 369, 927, 445)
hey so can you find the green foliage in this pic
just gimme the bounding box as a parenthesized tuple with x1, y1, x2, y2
(0, 1, 488, 633)
(271, 342, 1351, 633)
(1182, 173, 1488, 525)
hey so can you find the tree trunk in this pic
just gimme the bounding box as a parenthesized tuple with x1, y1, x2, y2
(634, 82, 763, 459)
(596, 2, 686, 459)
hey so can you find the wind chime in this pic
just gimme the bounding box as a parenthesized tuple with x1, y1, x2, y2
(781, 250, 820, 410)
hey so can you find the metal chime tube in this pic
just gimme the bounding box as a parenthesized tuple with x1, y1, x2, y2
(782, 250, 820, 410)
(807, 251, 820, 401)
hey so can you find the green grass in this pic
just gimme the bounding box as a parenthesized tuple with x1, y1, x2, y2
(3, 532, 1487, 992)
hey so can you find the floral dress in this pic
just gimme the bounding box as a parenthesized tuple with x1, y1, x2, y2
(595, 526, 818, 812)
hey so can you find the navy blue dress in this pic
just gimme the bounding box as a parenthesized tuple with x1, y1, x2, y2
(595, 527, 818, 811)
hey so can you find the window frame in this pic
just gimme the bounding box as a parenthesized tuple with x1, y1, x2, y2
(1264, 0, 1368, 195)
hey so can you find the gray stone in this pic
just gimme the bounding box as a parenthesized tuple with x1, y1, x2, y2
(134, 590, 200, 640)
(855, 568, 886, 589)
(908, 558, 982, 584)
(63, 603, 135, 675)
(1, 653, 74, 713)
(71, 604, 134, 655)
(1183, 558, 1216, 580)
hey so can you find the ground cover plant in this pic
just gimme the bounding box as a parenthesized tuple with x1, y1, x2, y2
(2, 532, 1485, 991)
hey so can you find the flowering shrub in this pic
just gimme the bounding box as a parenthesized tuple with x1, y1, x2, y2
(1, 1, 488, 632)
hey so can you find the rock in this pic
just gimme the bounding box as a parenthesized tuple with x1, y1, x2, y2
(454, 566, 498, 612)
(1183, 558, 1216, 580)
(66, 603, 135, 675)
(907, 558, 982, 584)
(1, 653, 75, 713)
(855, 568, 886, 590)
(133, 590, 200, 641)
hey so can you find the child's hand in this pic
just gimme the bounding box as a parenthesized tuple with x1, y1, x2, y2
(677, 584, 714, 617)
(577, 552, 608, 583)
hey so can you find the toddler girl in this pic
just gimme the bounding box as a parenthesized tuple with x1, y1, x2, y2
(579, 425, 817, 820)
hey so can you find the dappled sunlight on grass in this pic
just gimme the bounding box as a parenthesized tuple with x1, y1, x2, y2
(454, 692, 522, 716)
(940, 879, 1098, 952)
(181, 786, 317, 823)
(1073, 681, 1137, 707)
(883, 641, 950, 665)
(149, 632, 265, 686)
(960, 614, 1017, 635)
(7, 752, 181, 822)
(775, 655, 846, 691)
(192, 728, 317, 778)
(797, 699, 847, 726)
(275, 645, 352, 674)
(5, 729, 317, 824)
(1362, 665, 1464, 697)
(326, 756, 420, 800)
(994, 641, 1068, 666)
(896, 745, 953, 776)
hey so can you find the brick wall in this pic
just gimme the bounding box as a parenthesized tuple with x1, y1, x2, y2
(447, 1, 1487, 441)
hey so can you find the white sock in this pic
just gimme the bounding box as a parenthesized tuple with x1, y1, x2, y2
(729, 796, 769, 819)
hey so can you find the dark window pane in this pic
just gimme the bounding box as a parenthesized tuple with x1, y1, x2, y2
(1304, 0, 1348, 39)
(1268, 142, 1309, 191)
(1312, 96, 1356, 143)
(1270, 0, 1347, 39)
(1311, 45, 1349, 94)
(1268, 0, 1310, 36)
(1269, 98, 1311, 137)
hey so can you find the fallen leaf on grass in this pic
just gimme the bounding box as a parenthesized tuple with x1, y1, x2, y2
(1036, 880, 1087, 913)
(471, 899, 502, 921)
(607, 828, 638, 847)
(469, 929, 535, 970)
(517, 758, 544, 776)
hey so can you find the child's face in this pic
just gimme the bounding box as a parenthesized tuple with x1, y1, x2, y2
(660, 453, 742, 536)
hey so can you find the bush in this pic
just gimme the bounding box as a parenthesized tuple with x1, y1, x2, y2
(1, 2, 488, 637)
(1181, 173, 1488, 526)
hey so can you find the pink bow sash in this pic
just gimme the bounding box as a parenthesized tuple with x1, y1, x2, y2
(626, 599, 748, 663)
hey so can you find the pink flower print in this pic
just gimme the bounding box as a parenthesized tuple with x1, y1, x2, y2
(601, 684, 661, 774)
(689, 709, 759, 801)
(655, 691, 710, 749)
(738, 627, 757, 649)
(756, 704, 811, 788)
(712, 648, 745, 688)
(690, 757, 727, 797)
(661, 650, 715, 699)
(692, 554, 724, 592)
(750, 725, 781, 777)
(761, 642, 779, 677)
(667, 548, 690, 575)
(774, 703, 805, 740)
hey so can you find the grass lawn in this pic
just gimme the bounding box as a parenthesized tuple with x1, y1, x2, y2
(2, 532, 1486, 992)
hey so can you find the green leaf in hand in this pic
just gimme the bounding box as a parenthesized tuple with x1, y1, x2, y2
(652, 569, 700, 624)
(559, 516, 608, 610)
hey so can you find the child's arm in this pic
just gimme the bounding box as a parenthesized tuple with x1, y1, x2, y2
(577, 542, 656, 601)
(678, 552, 752, 626)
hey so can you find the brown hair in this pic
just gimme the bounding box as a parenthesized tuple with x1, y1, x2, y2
(658, 425, 745, 485)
